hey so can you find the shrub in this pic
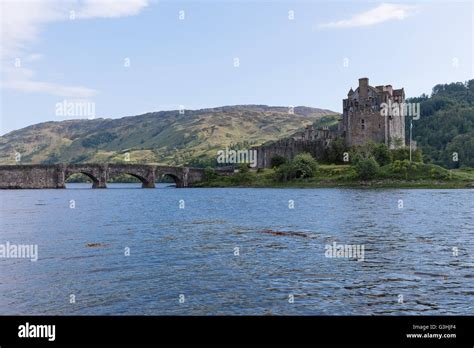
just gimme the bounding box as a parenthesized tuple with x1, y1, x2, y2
(387, 160, 452, 180)
(231, 164, 252, 184)
(429, 166, 452, 180)
(351, 142, 392, 166)
(372, 143, 392, 166)
(270, 154, 288, 168)
(236, 163, 250, 173)
(292, 153, 318, 178)
(388, 160, 422, 179)
(354, 157, 379, 180)
(203, 167, 217, 181)
(349, 142, 374, 165)
(389, 160, 411, 174)
(274, 163, 296, 182)
(391, 148, 423, 162)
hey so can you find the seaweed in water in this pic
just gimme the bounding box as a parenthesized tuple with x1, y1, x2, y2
(86, 243, 107, 248)
(260, 229, 309, 238)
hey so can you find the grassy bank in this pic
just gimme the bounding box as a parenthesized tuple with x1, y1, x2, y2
(196, 164, 474, 189)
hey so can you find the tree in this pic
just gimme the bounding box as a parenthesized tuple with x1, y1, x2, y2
(203, 167, 217, 181)
(274, 163, 296, 182)
(405, 80, 474, 168)
(326, 138, 348, 164)
(274, 153, 318, 182)
(270, 154, 288, 168)
(349, 141, 391, 166)
(231, 164, 252, 185)
(292, 153, 318, 178)
(444, 133, 474, 168)
(354, 157, 379, 180)
(391, 148, 422, 163)
(372, 143, 392, 166)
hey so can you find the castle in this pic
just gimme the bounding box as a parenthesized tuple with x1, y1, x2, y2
(254, 78, 406, 168)
(342, 77, 405, 148)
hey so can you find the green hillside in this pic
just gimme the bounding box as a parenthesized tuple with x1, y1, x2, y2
(0, 105, 336, 166)
(407, 80, 474, 168)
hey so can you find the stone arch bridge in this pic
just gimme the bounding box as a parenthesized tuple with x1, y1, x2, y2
(0, 164, 206, 189)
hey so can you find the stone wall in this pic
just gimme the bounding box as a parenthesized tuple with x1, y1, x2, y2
(254, 138, 330, 168)
(0, 165, 63, 189)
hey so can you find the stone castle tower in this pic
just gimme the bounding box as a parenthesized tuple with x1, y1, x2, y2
(341, 77, 405, 148)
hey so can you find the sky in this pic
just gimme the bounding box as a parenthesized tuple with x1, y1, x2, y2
(0, 0, 473, 135)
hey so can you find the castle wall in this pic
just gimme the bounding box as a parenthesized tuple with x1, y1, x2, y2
(387, 114, 405, 148)
(255, 138, 329, 168)
(345, 110, 386, 147)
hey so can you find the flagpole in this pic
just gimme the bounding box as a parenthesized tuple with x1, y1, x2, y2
(409, 118, 413, 162)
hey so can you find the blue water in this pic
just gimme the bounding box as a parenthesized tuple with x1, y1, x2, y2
(0, 184, 473, 315)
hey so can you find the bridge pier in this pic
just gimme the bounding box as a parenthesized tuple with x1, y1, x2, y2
(142, 181, 155, 188)
(55, 164, 66, 188)
(142, 171, 156, 188)
(92, 180, 107, 189)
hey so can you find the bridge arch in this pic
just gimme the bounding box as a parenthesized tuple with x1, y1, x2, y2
(107, 165, 155, 188)
(64, 164, 107, 188)
(157, 172, 182, 187)
(156, 167, 186, 188)
(107, 172, 155, 188)
(64, 171, 101, 188)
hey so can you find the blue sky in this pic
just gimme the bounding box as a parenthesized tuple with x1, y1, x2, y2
(1, 0, 472, 134)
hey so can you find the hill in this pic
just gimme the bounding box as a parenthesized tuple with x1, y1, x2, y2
(0, 105, 337, 166)
(407, 80, 474, 168)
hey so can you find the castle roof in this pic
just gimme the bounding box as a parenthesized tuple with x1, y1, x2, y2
(345, 78, 405, 101)
(368, 85, 379, 93)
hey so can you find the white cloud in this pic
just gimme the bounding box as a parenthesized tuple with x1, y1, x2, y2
(0, 0, 64, 61)
(0, 0, 149, 98)
(3, 66, 97, 98)
(25, 53, 44, 62)
(319, 3, 419, 29)
(77, 0, 149, 19)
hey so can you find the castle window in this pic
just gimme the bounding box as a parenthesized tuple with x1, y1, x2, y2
(378, 123, 381, 128)
(361, 119, 365, 130)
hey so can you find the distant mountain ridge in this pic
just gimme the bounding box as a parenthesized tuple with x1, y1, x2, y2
(0, 105, 338, 166)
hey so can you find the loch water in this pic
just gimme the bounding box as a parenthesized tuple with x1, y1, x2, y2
(0, 184, 472, 315)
